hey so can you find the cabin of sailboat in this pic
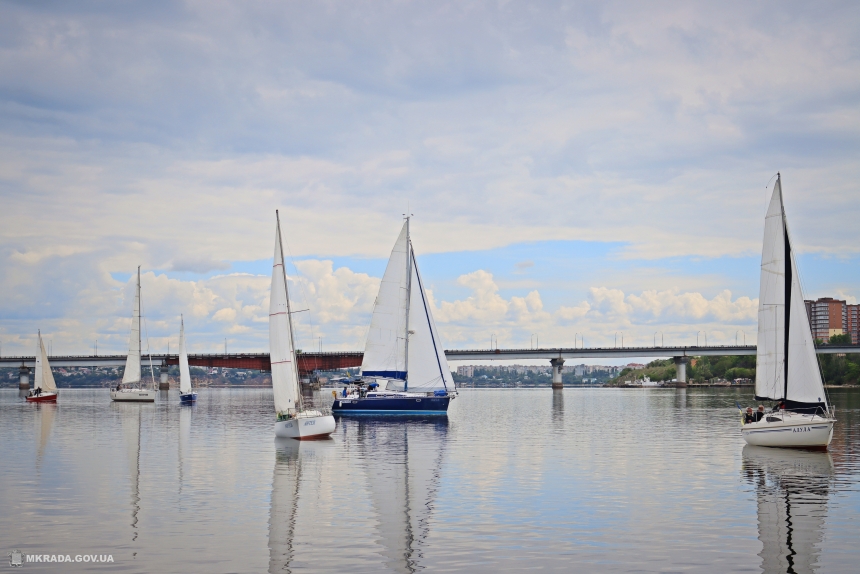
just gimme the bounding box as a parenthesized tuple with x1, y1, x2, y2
(111, 267, 157, 403)
(26, 331, 58, 403)
(742, 174, 835, 448)
(178, 316, 197, 403)
(332, 218, 456, 415)
(270, 211, 336, 439)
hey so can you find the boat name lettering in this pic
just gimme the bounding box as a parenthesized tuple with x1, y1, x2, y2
(303, 420, 315, 426)
(793, 426, 811, 433)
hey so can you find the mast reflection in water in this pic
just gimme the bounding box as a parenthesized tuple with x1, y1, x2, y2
(742, 445, 833, 574)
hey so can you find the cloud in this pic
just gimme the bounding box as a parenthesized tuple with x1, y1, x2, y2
(169, 257, 230, 274)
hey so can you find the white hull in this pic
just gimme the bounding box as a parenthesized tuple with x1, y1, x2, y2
(742, 411, 834, 449)
(274, 413, 336, 440)
(111, 389, 157, 402)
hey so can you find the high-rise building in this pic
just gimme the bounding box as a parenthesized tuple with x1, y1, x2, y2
(848, 304, 860, 345)
(804, 297, 847, 341)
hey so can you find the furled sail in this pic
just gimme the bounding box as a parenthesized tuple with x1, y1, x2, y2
(34, 332, 57, 392)
(122, 269, 142, 385)
(179, 316, 192, 395)
(755, 176, 827, 411)
(270, 217, 300, 416)
(362, 223, 409, 380)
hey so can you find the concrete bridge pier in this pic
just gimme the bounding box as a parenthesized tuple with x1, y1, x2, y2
(551, 358, 565, 390)
(673, 357, 689, 388)
(19, 365, 30, 390)
(159, 365, 170, 390)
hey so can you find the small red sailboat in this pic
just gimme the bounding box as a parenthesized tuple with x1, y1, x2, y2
(26, 331, 58, 403)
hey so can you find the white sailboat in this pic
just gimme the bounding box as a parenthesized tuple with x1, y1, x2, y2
(332, 217, 456, 415)
(271, 211, 336, 439)
(742, 174, 835, 448)
(178, 316, 197, 403)
(26, 331, 58, 402)
(111, 267, 157, 402)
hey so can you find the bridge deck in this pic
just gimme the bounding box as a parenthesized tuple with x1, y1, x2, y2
(1, 345, 857, 370)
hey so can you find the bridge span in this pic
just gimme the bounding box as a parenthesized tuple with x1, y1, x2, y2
(3, 345, 858, 390)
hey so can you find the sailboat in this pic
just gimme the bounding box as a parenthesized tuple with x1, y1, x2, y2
(742, 174, 835, 448)
(111, 267, 157, 402)
(271, 211, 336, 439)
(178, 316, 197, 403)
(26, 331, 58, 402)
(332, 217, 457, 415)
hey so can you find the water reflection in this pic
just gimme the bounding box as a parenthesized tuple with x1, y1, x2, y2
(356, 418, 448, 573)
(269, 439, 301, 574)
(179, 404, 192, 497)
(742, 446, 834, 574)
(551, 390, 564, 431)
(118, 404, 143, 545)
(36, 403, 56, 467)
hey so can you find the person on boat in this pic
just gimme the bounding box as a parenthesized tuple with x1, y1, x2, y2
(34, 387, 42, 396)
(773, 400, 786, 412)
(342, 386, 348, 398)
(755, 405, 765, 422)
(744, 407, 755, 424)
(116, 382, 123, 391)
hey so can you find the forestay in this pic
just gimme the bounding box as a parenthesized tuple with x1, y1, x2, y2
(269, 220, 300, 416)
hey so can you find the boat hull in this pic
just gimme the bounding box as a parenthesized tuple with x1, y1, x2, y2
(742, 412, 834, 449)
(180, 392, 198, 403)
(274, 415, 336, 440)
(26, 392, 58, 403)
(110, 389, 157, 402)
(332, 395, 451, 415)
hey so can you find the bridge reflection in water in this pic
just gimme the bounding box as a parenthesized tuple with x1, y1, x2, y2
(742, 445, 833, 574)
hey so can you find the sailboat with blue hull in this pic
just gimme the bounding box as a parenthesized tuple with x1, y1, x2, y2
(332, 217, 456, 416)
(178, 316, 197, 404)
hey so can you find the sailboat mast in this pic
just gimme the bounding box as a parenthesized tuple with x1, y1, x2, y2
(403, 216, 412, 391)
(778, 173, 792, 402)
(276, 210, 303, 412)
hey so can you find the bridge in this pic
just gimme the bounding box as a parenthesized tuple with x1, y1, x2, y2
(3, 345, 858, 390)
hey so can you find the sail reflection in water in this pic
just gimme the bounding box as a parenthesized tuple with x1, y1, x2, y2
(267, 418, 448, 573)
(358, 418, 448, 573)
(742, 445, 834, 574)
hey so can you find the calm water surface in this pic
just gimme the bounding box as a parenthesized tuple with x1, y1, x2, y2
(1, 388, 859, 573)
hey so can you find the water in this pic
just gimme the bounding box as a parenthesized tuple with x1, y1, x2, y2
(1, 388, 859, 573)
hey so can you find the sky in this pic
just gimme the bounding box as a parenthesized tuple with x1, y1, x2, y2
(1, 0, 860, 363)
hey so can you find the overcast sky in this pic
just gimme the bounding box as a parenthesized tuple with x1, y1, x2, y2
(2, 0, 859, 360)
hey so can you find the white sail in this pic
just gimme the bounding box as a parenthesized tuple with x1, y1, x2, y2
(362, 222, 409, 380)
(123, 269, 142, 385)
(755, 176, 827, 409)
(785, 245, 826, 405)
(179, 317, 192, 394)
(270, 219, 300, 416)
(756, 183, 786, 401)
(403, 248, 455, 392)
(34, 332, 57, 392)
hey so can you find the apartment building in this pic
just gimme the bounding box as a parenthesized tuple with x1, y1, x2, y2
(848, 304, 860, 344)
(804, 297, 848, 341)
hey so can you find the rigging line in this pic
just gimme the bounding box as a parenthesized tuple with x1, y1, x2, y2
(411, 245, 448, 389)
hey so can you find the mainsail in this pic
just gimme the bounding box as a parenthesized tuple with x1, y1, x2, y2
(755, 175, 827, 411)
(122, 267, 142, 386)
(361, 220, 455, 392)
(270, 214, 300, 416)
(34, 332, 57, 393)
(179, 316, 192, 395)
